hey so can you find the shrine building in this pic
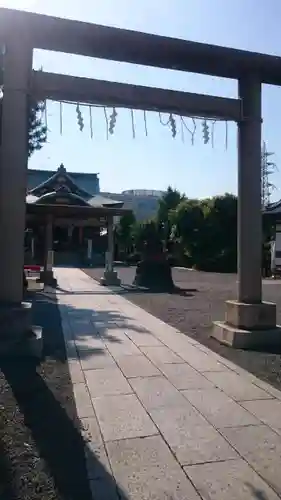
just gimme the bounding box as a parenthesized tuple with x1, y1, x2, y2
(25, 164, 127, 269)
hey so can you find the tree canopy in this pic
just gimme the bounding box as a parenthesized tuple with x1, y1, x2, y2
(115, 189, 240, 273)
(157, 186, 185, 224)
(115, 212, 136, 256)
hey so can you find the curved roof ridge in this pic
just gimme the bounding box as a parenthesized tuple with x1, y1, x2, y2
(35, 190, 91, 207)
(28, 164, 92, 199)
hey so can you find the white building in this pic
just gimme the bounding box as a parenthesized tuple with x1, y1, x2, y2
(101, 189, 164, 221)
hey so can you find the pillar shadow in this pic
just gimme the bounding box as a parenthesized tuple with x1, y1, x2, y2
(81, 267, 198, 297)
(55, 284, 197, 297)
(0, 287, 129, 500)
(119, 285, 197, 297)
(0, 359, 127, 500)
(0, 438, 18, 500)
(29, 287, 157, 371)
(1, 358, 92, 499)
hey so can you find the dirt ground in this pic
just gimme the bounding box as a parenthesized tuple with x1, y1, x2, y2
(83, 266, 281, 390)
(0, 286, 92, 500)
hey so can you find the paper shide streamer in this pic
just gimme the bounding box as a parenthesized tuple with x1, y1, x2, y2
(52, 100, 229, 149)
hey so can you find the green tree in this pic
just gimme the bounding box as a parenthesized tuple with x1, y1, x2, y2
(170, 199, 205, 266)
(157, 186, 185, 248)
(116, 212, 136, 256)
(157, 186, 184, 223)
(169, 194, 237, 271)
(203, 193, 237, 271)
(134, 219, 163, 256)
(28, 100, 47, 157)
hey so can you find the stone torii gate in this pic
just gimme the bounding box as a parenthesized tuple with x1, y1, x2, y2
(0, 7, 280, 354)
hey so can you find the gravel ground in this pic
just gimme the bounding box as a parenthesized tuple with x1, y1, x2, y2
(83, 266, 281, 390)
(0, 285, 92, 500)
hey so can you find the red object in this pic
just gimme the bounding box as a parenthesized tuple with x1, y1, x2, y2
(24, 265, 41, 272)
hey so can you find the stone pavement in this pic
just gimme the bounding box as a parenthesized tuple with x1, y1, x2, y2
(54, 268, 281, 500)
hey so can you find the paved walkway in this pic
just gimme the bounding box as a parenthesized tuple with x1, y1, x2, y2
(54, 268, 281, 500)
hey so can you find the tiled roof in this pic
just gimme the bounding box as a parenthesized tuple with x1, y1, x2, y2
(27, 167, 100, 195)
(26, 166, 123, 209)
(26, 192, 123, 208)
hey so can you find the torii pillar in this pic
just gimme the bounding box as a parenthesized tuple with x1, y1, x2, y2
(0, 37, 41, 356)
(212, 76, 280, 348)
(39, 214, 57, 287)
(100, 214, 121, 286)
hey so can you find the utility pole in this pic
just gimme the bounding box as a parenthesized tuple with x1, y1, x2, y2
(261, 141, 277, 208)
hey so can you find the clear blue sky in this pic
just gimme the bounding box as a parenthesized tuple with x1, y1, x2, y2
(2, 0, 281, 199)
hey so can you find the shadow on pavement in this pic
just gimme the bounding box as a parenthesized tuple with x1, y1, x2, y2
(245, 481, 273, 499)
(35, 284, 157, 365)
(0, 288, 128, 500)
(0, 438, 18, 500)
(1, 358, 94, 500)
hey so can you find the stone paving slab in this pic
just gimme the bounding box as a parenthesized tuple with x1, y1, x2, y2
(54, 268, 281, 500)
(124, 329, 163, 347)
(115, 354, 161, 378)
(73, 382, 94, 419)
(130, 376, 188, 409)
(181, 388, 260, 428)
(107, 435, 201, 500)
(221, 424, 281, 496)
(75, 335, 105, 350)
(106, 337, 142, 357)
(93, 393, 158, 442)
(64, 338, 78, 360)
(149, 405, 238, 466)
(102, 328, 129, 344)
(80, 415, 103, 448)
(80, 351, 117, 371)
(204, 370, 273, 402)
(157, 363, 215, 390)
(85, 367, 133, 398)
(241, 398, 281, 435)
(185, 459, 280, 500)
(179, 345, 228, 372)
(140, 345, 184, 365)
(68, 358, 85, 383)
(80, 416, 112, 481)
(85, 440, 111, 481)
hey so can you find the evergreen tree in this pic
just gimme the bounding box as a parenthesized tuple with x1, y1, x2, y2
(28, 99, 47, 157)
